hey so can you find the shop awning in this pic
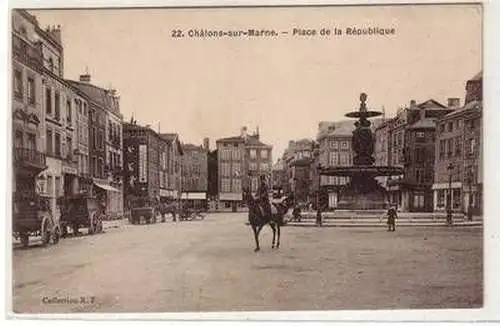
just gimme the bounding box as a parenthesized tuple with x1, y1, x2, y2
(94, 181, 120, 192)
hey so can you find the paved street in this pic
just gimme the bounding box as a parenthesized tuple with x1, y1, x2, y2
(12, 213, 482, 313)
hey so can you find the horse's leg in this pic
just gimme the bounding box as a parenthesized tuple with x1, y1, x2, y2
(276, 224, 281, 249)
(270, 223, 276, 249)
(252, 225, 260, 252)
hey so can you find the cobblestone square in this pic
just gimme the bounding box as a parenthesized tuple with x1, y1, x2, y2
(12, 213, 482, 313)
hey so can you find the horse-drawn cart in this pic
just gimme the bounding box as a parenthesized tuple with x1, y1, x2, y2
(13, 193, 60, 248)
(59, 194, 105, 237)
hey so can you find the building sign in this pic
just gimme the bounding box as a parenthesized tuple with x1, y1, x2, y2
(62, 165, 78, 175)
(181, 192, 207, 200)
(219, 193, 242, 201)
(138, 144, 147, 183)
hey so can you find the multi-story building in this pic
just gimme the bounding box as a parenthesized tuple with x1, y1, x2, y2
(271, 158, 287, 193)
(386, 99, 455, 212)
(316, 121, 355, 209)
(123, 122, 163, 206)
(12, 10, 48, 210)
(216, 126, 273, 210)
(282, 139, 315, 203)
(160, 133, 184, 201)
(216, 131, 245, 211)
(68, 74, 124, 218)
(73, 91, 91, 193)
(181, 140, 209, 209)
(432, 72, 483, 214)
(374, 118, 396, 190)
(14, 13, 84, 221)
(245, 128, 273, 195)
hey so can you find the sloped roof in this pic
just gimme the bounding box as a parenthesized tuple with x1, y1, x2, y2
(217, 136, 245, 143)
(417, 99, 447, 109)
(470, 71, 482, 81)
(246, 135, 272, 148)
(442, 100, 482, 120)
(66, 80, 119, 113)
(160, 133, 183, 155)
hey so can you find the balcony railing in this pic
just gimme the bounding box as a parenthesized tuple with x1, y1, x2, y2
(14, 147, 47, 169)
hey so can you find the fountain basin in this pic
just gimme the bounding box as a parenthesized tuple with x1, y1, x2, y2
(319, 165, 404, 177)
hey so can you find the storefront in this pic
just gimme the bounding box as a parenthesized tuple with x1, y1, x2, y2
(93, 178, 121, 219)
(181, 192, 207, 210)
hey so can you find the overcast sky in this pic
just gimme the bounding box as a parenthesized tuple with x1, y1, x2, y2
(30, 4, 482, 160)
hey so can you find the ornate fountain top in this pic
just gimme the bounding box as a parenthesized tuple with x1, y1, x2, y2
(345, 93, 382, 119)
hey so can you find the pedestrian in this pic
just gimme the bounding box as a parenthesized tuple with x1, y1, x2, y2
(386, 204, 398, 232)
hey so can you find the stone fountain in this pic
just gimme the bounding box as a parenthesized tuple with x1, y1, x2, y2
(320, 93, 404, 210)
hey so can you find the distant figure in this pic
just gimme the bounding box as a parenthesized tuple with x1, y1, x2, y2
(255, 175, 272, 218)
(386, 205, 398, 231)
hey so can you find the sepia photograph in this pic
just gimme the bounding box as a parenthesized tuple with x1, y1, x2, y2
(7, 1, 487, 318)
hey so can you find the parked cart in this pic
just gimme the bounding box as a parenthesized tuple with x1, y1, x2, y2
(13, 192, 60, 248)
(59, 194, 105, 237)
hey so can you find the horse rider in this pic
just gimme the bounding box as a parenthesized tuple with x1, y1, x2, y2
(255, 174, 272, 217)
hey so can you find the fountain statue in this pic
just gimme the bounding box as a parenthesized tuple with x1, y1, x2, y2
(319, 93, 404, 210)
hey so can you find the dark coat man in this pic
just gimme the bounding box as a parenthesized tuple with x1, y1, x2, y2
(387, 205, 398, 231)
(255, 175, 272, 217)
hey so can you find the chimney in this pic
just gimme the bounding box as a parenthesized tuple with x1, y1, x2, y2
(79, 74, 91, 83)
(447, 97, 460, 108)
(409, 100, 417, 109)
(203, 137, 209, 150)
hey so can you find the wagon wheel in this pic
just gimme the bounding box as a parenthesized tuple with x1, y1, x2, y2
(40, 215, 52, 246)
(20, 233, 29, 248)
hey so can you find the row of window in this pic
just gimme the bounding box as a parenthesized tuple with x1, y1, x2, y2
(436, 189, 462, 209)
(14, 130, 36, 150)
(219, 148, 242, 161)
(249, 162, 269, 171)
(325, 140, 350, 150)
(108, 121, 122, 144)
(13, 68, 36, 105)
(320, 176, 350, 186)
(439, 118, 479, 134)
(249, 149, 269, 160)
(328, 152, 352, 166)
(438, 137, 476, 160)
(220, 178, 242, 193)
(220, 163, 241, 177)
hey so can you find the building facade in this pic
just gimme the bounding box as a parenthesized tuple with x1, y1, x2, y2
(386, 99, 455, 212)
(216, 127, 272, 210)
(181, 142, 209, 209)
(316, 121, 355, 209)
(216, 133, 245, 210)
(432, 72, 483, 214)
(245, 128, 273, 195)
(123, 123, 162, 207)
(159, 133, 184, 201)
(282, 139, 315, 203)
(68, 75, 124, 218)
(12, 10, 48, 214)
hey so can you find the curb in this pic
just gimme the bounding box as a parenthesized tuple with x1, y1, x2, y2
(285, 222, 483, 228)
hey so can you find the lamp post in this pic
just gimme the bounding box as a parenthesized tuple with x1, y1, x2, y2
(316, 164, 322, 227)
(466, 169, 474, 221)
(446, 162, 454, 226)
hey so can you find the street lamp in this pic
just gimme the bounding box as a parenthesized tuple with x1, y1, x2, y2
(446, 162, 454, 226)
(466, 169, 474, 221)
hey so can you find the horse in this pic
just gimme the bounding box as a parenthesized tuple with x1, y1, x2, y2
(242, 187, 293, 252)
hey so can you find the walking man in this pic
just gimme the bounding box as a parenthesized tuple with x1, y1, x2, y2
(386, 204, 398, 231)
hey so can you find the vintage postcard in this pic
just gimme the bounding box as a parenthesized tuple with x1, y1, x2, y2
(7, 0, 490, 321)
